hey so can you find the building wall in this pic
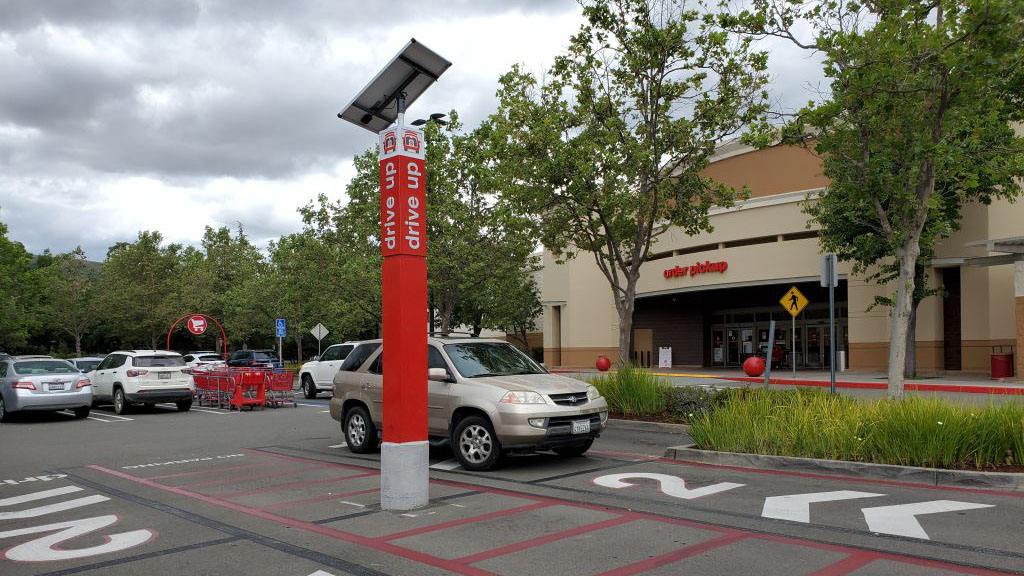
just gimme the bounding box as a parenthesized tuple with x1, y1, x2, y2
(542, 144, 1024, 373)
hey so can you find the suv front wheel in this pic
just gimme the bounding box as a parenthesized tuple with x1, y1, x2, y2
(344, 406, 378, 453)
(452, 415, 503, 471)
(301, 375, 318, 399)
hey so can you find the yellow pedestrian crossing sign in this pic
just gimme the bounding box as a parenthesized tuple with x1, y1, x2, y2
(780, 286, 809, 318)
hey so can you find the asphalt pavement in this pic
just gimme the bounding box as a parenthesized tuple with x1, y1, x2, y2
(1, 393, 1021, 576)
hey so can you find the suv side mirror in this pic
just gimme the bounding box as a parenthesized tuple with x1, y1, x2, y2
(427, 368, 451, 383)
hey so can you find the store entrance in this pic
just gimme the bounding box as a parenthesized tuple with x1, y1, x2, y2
(710, 309, 847, 371)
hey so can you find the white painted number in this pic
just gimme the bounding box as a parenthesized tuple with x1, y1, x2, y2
(0, 515, 153, 561)
(762, 490, 885, 523)
(593, 473, 744, 500)
(0, 485, 154, 561)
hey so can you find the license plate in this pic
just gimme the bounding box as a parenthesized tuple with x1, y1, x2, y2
(571, 419, 591, 434)
(158, 372, 171, 380)
(47, 383, 65, 391)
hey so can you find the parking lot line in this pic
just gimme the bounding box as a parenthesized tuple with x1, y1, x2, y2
(176, 464, 335, 489)
(262, 487, 380, 511)
(192, 408, 234, 415)
(377, 501, 554, 542)
(429, 459, 462, 471)
(221, 471, 379, 498)
(98, 412, 134, 421)
(86, 416, 115, 423)
(147, 462, 273, 481)
(807, 552, 876, 576)
(455, 514, 635, 565)
(595, 532, 748, 576)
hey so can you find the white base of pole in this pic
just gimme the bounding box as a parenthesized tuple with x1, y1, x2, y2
(380, 440, 429, 511)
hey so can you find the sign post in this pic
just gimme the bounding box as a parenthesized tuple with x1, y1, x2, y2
(764, 320, 775, 387)
(338, 39, 451, 511)
(821, 254, 839, 394)
(310, 323, 330, 357)
(780, 286, 809, 380)
(276, 318, 286, 364)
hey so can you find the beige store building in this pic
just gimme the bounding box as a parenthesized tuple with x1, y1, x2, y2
(541, 141, 1024, 378)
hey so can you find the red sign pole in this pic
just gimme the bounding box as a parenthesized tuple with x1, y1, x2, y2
(378, 113, 428, 510)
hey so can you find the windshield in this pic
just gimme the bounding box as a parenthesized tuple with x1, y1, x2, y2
(252, 352, 277, 363)
(75, 360, 101, 372)
(198, 355, 222, 362)
(134, 355, 186, 368)
(443, 342, 545, 378)
(14, 360, 80, 375)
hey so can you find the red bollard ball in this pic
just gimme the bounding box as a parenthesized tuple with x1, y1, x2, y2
(596, 356, 611, 372)
(742, 356, 766, 377)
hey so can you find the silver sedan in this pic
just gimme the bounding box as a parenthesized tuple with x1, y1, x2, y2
(0, 358, 93, 422)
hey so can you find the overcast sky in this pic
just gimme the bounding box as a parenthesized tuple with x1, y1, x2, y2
(0, 0, 823, 260)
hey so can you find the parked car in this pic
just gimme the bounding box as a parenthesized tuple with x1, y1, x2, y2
(298, 342, 356, 399)
(70, 357, 104, 373)
(89, 350, 193, 414)
(0, 357, 92, 422)
(226, 349, 283, 370)
(183, 352, 226, 370)
(329, 337, 608, 471)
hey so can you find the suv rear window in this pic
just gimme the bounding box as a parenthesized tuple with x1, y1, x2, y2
(133, 356, 186, 368)
(14, 360, 79, 375)
(252, 352, 276, 363)
(340, 343, 380, 372)
(198, 355, 221, 362)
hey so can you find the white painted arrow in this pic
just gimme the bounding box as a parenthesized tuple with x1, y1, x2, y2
(862, 500, 994, 540)
(762, 490, 885, 523)
(593, 472, 744, 500)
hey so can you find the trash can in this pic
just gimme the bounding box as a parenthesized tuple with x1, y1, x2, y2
(991, 345, 1014, 379)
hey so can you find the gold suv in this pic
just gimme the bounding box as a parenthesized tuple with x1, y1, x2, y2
(329, 337, 608, 471)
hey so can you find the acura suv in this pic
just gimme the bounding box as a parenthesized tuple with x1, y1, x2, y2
(329, 337, 608, 471)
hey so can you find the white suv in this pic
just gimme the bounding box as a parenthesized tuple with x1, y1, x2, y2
(89, 350, 194, 414)
(298, 342, 355, 399)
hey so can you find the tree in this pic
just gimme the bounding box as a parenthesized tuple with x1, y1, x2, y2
(487, 0, 771, 365)
(37, 247, 101, 356)
(99, 231, 186, 349)
(738, 0, 1024, 394)
(0, 222, 38, 351)
(482, 264, 543, 354)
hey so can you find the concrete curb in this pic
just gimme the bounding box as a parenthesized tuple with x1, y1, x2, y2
(664, 444, 1024, 492)
(608, 418, 690, 434)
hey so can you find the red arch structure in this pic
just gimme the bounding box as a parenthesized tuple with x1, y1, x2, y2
(166, 313, 228, 360)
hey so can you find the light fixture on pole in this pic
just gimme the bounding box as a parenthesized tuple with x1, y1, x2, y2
(337, 39, 451, 512)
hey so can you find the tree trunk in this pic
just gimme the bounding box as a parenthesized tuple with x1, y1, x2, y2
(294, 329, 302, 364)
(614, 278, 638, 367)
(887, 245, 920, 396)
(74, 334, 82, 358)
(905, 298, 918, 379)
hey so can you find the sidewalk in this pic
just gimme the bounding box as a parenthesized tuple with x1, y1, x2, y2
(554, 366, 1024, 396)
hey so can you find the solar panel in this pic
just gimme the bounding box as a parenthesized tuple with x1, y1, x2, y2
(338, 38, 452, 133)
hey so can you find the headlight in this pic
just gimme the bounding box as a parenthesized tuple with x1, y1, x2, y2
(499, 391, 547, 404)
(586, 385, 601, 401)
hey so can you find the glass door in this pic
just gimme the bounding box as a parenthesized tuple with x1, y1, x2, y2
(740, 328, 754, 363)
(711, 329, 725, 366)
(805, 325, 823, 368)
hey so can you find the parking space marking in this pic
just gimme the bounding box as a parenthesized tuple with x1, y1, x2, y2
(593, 472, 745, 500)
(430, 459, 462, 471)
(88, 457, 1020, 576)
(98, 412, 134, 421)
(220, 471, 378, 499)
(327, 443, 347, 449)
(762, 491, 886, 523)
(262, 488, 380, 512)
(86, 416, 116, 423)
(862, 500, 996, 540)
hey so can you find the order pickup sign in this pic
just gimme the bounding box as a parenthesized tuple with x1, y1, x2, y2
(379, 126, 426, 257)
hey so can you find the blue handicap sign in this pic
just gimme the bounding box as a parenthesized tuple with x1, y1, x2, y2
(275, 318, 286, 337)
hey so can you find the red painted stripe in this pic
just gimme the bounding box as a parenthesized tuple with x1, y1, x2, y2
(378, 501, 553, 542)
(261, 487, 380, 511)
(146, 462, 279, 481)
(594, 532, 747, 576)
(806, 553, 875, 576)
(88, 465, 501, 576)
(223, 471, 378, 498)
(722, 376, 1024, 395)
(240, 448, 372, 472)
(456, 515, 634, 564)
(176, 464, 333, 489)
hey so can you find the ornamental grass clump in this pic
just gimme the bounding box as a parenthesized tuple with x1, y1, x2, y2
(690, 388, 1024, 470)
(587, 364, 671, 417)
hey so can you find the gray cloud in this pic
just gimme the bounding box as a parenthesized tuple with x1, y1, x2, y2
(0, 0, 822, 260)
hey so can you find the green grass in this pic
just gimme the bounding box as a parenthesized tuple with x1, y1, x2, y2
(587, 365, 672, 417)
(690, 388, 1024, 470)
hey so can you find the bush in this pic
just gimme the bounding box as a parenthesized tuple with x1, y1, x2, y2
(690, 388, 1024, 470)
(588, 365, 671, 416)
(665, 386, 730, 423)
